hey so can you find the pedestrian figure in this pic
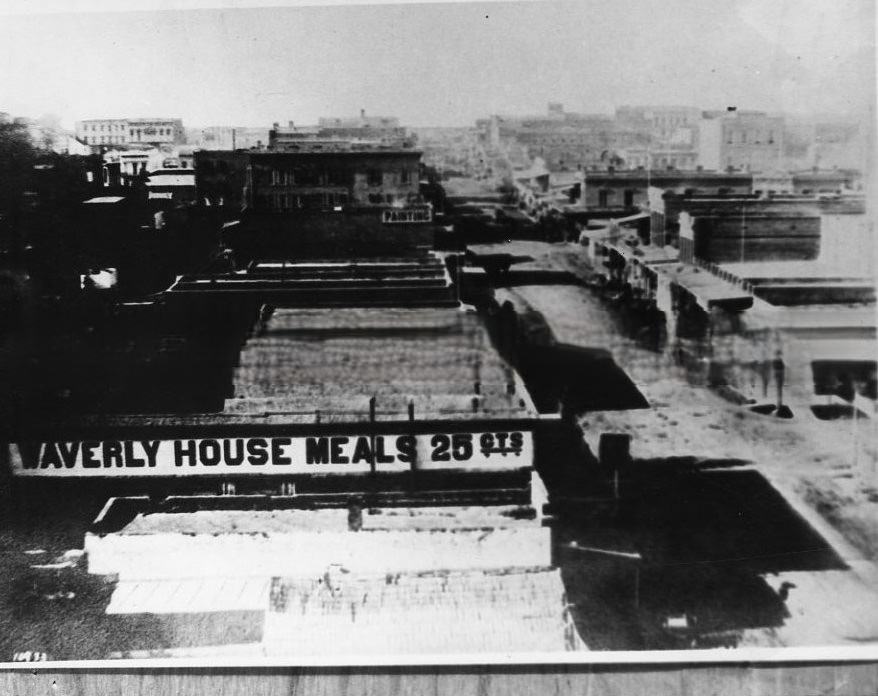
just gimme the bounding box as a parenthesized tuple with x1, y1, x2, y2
(347, 500, 363, 532)
(772, 349, 785, 408)
(760, 358, 772, 399)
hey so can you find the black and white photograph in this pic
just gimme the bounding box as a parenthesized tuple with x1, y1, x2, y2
(0, 0, 875, 678)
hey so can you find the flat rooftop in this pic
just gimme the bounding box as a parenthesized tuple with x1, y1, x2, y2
(226, 305, 536, 422)
(720, 260, 873, 283)
(744, 304, 877, 334)
(583, 170, 752, 181)
(258, 145, 421, 155)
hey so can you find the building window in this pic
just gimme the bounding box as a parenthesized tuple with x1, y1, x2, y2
(271, 169, 282, 186)
(598, 190, 609, 207)
(303, 194, 322, 209)
(325, 169, 347, 186)
(400, 168, 411, 184)
(367, 169, 382, 187)
(623, 189, 634, 207)
(368, 193, 383, 204)
(298, 168, 318, 186)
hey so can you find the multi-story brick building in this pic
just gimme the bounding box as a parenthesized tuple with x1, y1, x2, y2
(195, 142, 432, 260)
(697, 109, 784, 173)
(646, 190, 862, 259)
(580, 169, 752, 213)
(75, 118, 185, 150)
(195, 143, 423, 214)
(674, 198, 821, 263)
(615, 105, 701, 143)
(476, 105, 617, 171)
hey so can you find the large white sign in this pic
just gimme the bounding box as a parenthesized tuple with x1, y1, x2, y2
(9, 431, 532, 477)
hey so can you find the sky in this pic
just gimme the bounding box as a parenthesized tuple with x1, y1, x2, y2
(0, 0, 874, 129)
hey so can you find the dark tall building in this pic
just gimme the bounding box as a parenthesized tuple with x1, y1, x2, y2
(194, 143, 432, 260)
(195, 144, 424, 214)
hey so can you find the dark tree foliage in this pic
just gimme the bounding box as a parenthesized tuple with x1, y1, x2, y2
(0, 121, 37, 256)
(0, 121, 36, 213)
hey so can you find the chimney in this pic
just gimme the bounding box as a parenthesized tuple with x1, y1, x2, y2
(273, 122, 279, 129)
(360, 109, 366, 119)
(288, 121, 294, 128)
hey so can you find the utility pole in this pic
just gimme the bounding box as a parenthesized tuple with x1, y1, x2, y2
(852, 387, 859, 471)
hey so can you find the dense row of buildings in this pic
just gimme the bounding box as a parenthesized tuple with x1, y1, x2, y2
(2, 102, 873, 415)
(72, 110, 409, 154)
(568, 162, 873, 410)
(475, 104, 860, 175)
(0, 108, 434, 301)
(41, 111, 423, 217)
